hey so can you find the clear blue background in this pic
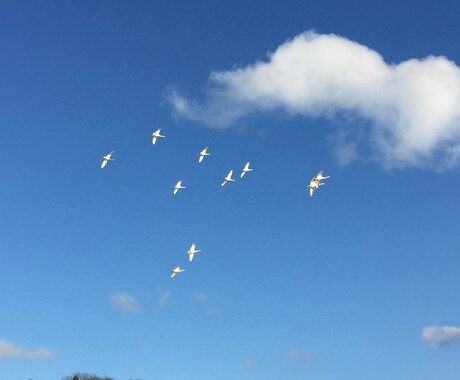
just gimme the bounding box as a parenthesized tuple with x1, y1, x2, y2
(0, 1, 459, 379)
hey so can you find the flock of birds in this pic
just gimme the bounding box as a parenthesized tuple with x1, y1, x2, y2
(100, 128, 330, 278)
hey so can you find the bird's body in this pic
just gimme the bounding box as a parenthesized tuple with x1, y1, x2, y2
(222, 170, 235, 186)
(199, 147, 210, 163)
(171, 266, 185, 278)
(173, 180, 186, 195)
(308, 177, 324, 197)
(240, 162, 253, 178)
(152, 128, 165, 145)
(187, 243, 202, 262)
(101, 151, 114, 168)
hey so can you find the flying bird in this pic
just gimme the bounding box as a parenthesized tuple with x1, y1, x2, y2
(314, 170, 330, 181)
(101, 151, 114, 168)
(173, 180, 186, 195)
(152, 128, 165, 145)
(222, 170, 235, 186)
(187, 243, 202, 262)
(171, 266, 185, 278)
(199, 147, 210, 163)
(240, 162, 253, 178)
(308, 177, 324, 197)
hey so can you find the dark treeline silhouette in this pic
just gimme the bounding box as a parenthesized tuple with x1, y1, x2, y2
(61, 373, 141, 380)
(61, 373, 114, 380)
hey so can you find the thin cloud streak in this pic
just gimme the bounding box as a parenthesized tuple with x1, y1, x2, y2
(168, 31, 460, 169)
(422, 326, 460, 347)
(0, 339, 56, 360)
(110, 292, 142, 313)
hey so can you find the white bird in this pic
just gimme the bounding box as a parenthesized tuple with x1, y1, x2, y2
(199, 147, 210, 163)
(240, 162, 253, 178)
(171, 266, 185, 278)
(152, 128, 165, 145)
(222, 170, 235, 186)
(173, 180, 186, 195)
(101, 151, 114, 168)
(314, 170, 330, 181)
(187, 243, 202, 262)
(308, 177, 324, 197)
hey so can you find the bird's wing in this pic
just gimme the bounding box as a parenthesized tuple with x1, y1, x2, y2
(310, 187, 315, 196)
(244, 162, 250, 170)
(189, 253, 194, 262)
(228, 170, 233, 178)
(199, 155, 204, 163)
(152, 136, 157, 145)
(221, 180, 227, 186)
(240, 171, 245, 178)
(190, 243, 196, 250)
(173, 188, 178, 195)
(101, 159, 107, 168)
(171, 271, 176, 278)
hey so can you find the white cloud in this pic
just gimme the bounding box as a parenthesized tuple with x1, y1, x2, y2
(110, 292, 142, 313)
(168, 31, 460, 169)
(422, 326, 460, 347)
(0, 339, 55, 360)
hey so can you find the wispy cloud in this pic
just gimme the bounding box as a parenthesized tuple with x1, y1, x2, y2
(156, 289, 171, 309)
(168, 31, 460, 169)
(192, 292, 221, 315)
(286, 348, 321, 361)
(193, 292, 208, 303)
(422, 326, 460, 347)
(244, 359, 255, 372)
(0, 339, 55, 360)
(110, 292, 142, 313)
(206, 306, 222, 315)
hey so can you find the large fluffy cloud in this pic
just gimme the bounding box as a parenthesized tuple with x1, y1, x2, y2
(422, 326, 460, 347)
(168, 31, 460, 169)
(0, 339, 55, 359)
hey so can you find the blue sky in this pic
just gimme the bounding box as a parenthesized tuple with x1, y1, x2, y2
(1, 1, 460, 379)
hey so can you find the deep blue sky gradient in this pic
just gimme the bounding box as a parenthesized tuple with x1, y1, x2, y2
(1, 1, 459, 379)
